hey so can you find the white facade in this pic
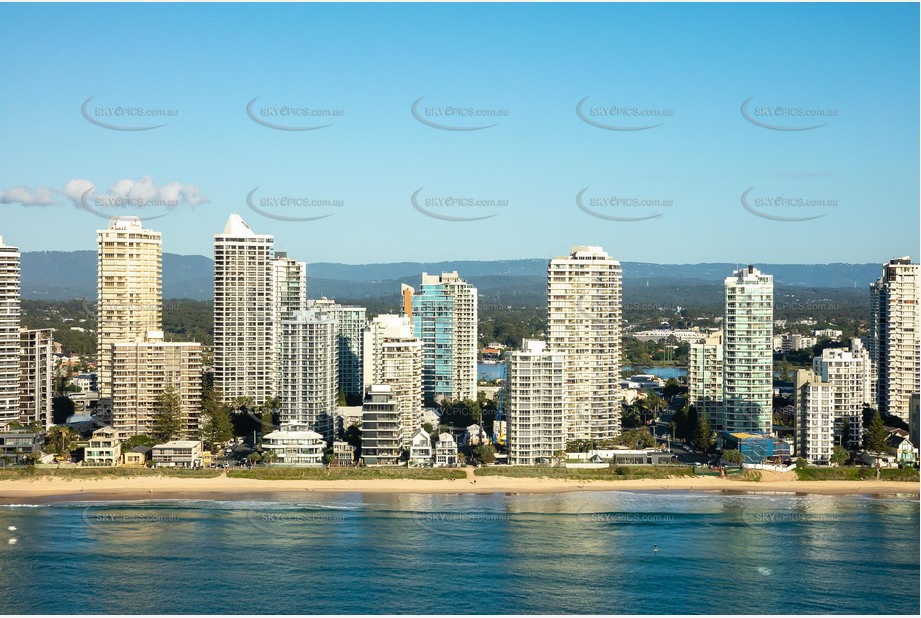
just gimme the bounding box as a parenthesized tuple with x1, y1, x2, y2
(213, 214, 275, 405)
(363, 314, 423, 449)
(271, 253, 307, 322)
(262, 423, 325, 466)
(507, 339, 565, 465)
(811, 339, 872, 448)
(547, 246, 622, 441)
(723, 266, 773, 436)
(688, 331, 724, 432)
(0, 236, 20, 428)
(794, 369, 835, 465)
(97, 217, 162, 398)
(409, 428, 433, 465)
(409, 271, 478, 403)
(434, 432, 458, 466)
(84, 426, 122, 466)
(277, 308, 338, 439)
(152, 440, 204, 468)
(111, 332, 202, 439)
(19, 328, 53, 429)
(870, 257, 920, 420)
(308, 299, 367, 401)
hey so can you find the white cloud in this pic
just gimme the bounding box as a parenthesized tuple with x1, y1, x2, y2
(63, 176, 210, 208)
(0, 185, 57, 206)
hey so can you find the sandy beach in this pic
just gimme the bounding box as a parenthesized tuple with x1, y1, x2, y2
(1, 470, 918, 503)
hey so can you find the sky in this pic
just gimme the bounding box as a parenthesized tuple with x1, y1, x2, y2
(0, 2, 918, 265)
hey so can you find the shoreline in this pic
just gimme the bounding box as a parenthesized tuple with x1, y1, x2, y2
(1, 474, 918, 504)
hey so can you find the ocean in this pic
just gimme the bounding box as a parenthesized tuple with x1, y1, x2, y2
(1, 491, 918, 614)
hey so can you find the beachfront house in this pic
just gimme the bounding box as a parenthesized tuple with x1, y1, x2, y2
(261, 423, 325, 466)
(332, 440, 356, 466)
(434, 432, 459, 467)
(84, 426, 122, 466)
(0, 427, 44, 464)
(887, 430, 917, 466)
(465, 424, 487, 447)
(152, 441, 204, 468)
(409, 428, 432, 466)
(122, 445, 152, 466)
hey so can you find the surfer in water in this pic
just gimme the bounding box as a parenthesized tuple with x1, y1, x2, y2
(653, 544, 658, 554)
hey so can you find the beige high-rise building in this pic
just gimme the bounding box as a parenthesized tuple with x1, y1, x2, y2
(272, 252, 306, 322)
(811, 339, 872, 448)
(507, 339, 565, 465)
(277, 307, 338, 440)
(688, 332, 724, 431)
(97, 216, 162, 398)
(794, 369, 835, 465)
(547, 246, 622, 441)
(723, 265, 773, 436)
(869, 257, 920, 421)
(363, 314, 423, 449)
(111, 331, 202, 438)
(19, 328, 54, 429)
(0, 236, 20, 428)
(213, 214, 275, 405)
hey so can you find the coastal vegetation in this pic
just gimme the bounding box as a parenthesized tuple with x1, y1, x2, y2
(794, 467, 919, 482)
(473, 465, 695, 480)
(227, 467, 466, 481)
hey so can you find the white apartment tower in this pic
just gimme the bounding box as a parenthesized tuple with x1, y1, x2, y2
(111, 331, 202, 438)
(723, 265, 773, 436)
(507, 339, 565, 465)
(547, 246, 622, 441)
(309, 298, 367, 402)
(214, 214, 275, 405)
(0, 236, 20, 427)
(272, 252, 306, 322)
(363, 314, 423, 449)
(869, 257, 920, 421)
(19, 328, 54, 429)
(97, 217, 162, 398)
(409, 272, 478, 403)
(794, 369, 835, 465)
(277, 307, 338, 440)
(811, 339, 872, 448)
(688, 331, 724, 432)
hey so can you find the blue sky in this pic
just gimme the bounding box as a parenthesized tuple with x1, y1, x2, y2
(0, 2, 918, 265)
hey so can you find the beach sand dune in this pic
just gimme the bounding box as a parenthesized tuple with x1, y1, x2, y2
(1, 472, 918, 502)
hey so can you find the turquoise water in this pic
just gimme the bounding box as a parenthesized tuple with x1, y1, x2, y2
(478, 362, 506, 381)
(1, 491, 918, 614)
(623, 366, 688, 380)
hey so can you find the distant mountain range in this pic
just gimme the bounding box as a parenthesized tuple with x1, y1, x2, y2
(21, 250, 880, 304)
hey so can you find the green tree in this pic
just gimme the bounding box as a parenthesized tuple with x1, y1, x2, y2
(422, 422, 434, 434)
(691, 414, 714, 452)
(200, 387, 234, 453)
(866, 410, 888, 455)
(151, 386, 182, 444)
(617, 428, 656, 450)
(260, 408, 275, 439)
(44, 426, 78, 458)
(344, 423, 362, 450)
(246, 451, 262, 464)
(831, 445, 848, 466)
(839, 417, 852, 448)
(722, 449, 744, 467)
(122, 434, 155, 451)
(663, 378, 682, 400)
(795, 457, 808, 469)
(472, 444, 496, 464)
